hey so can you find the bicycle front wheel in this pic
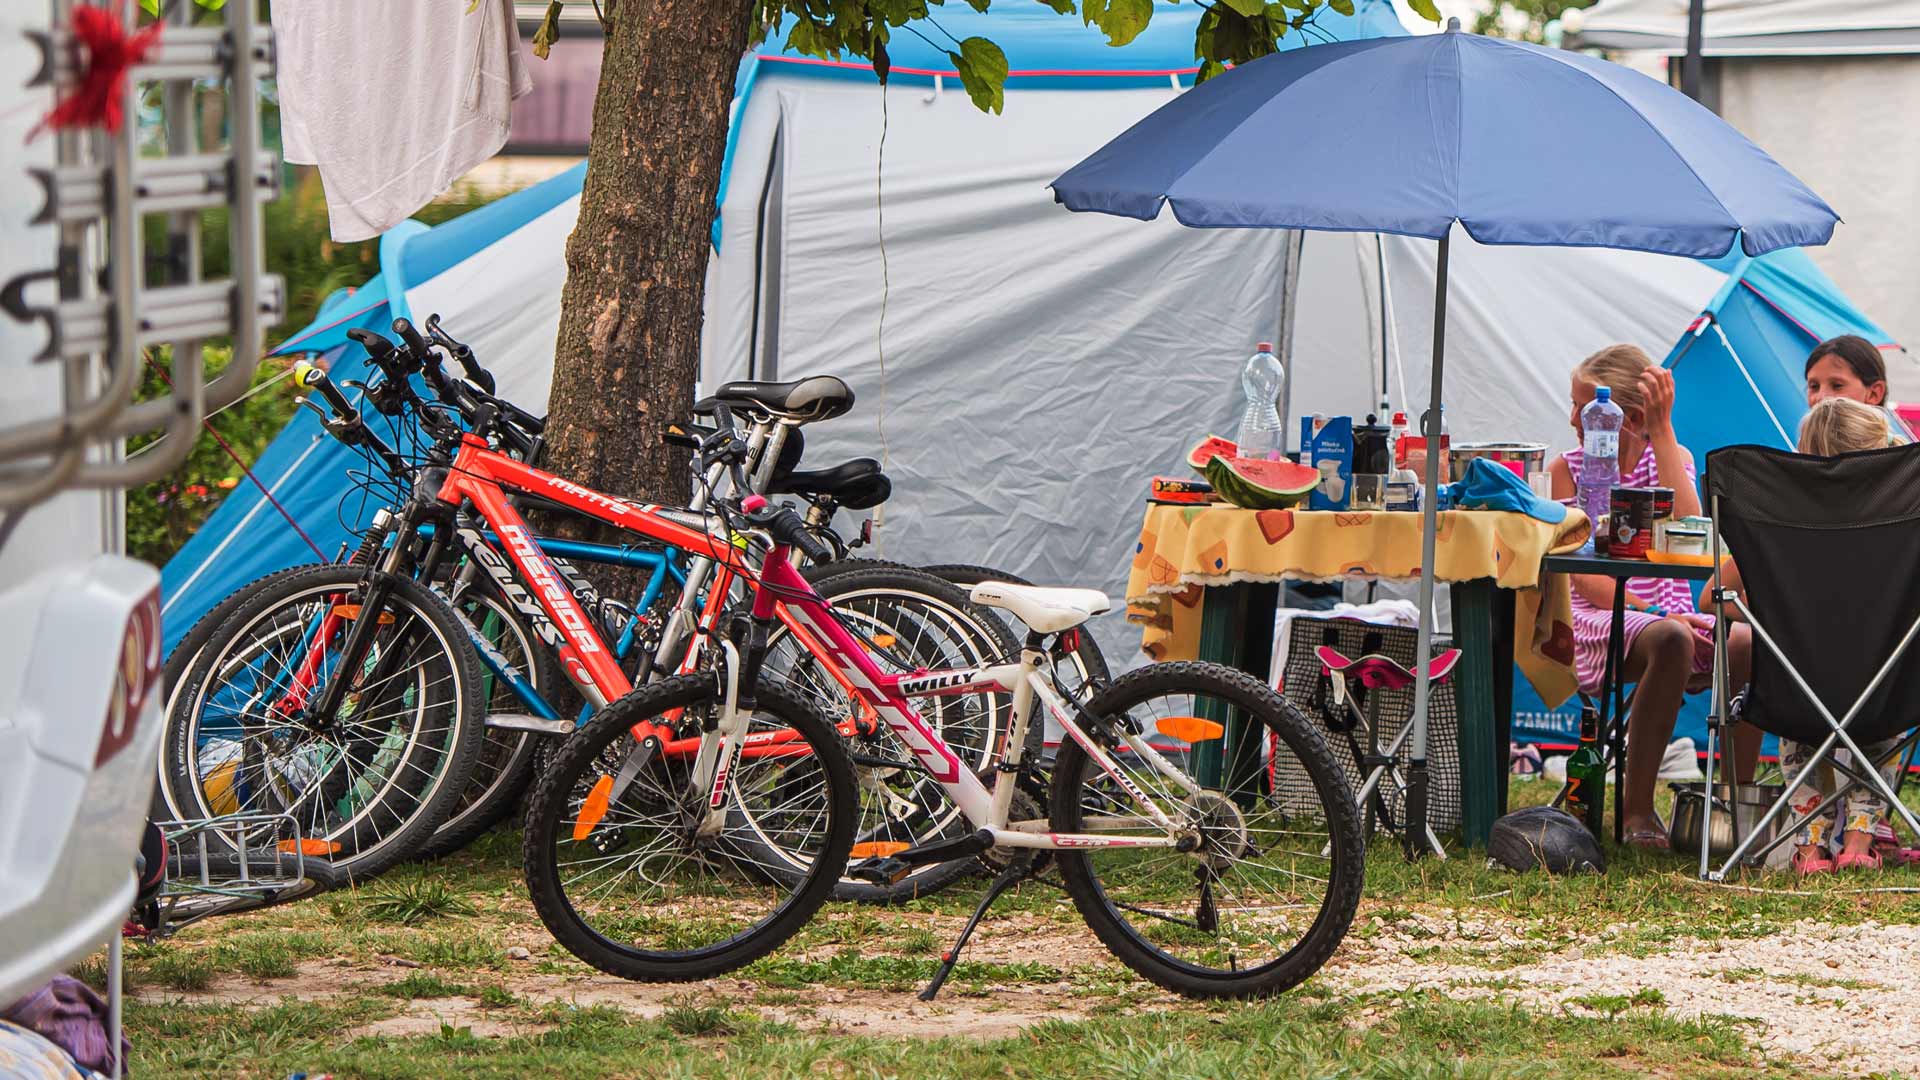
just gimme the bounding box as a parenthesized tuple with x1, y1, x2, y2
(1050, 661, 1364, 999)
(165, 566, 486, 880)
(521, 675, 855, 982)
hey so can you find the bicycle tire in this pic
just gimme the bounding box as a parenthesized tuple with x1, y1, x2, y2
(521, 675, 855, 982)
(410, 588, 559, 859)
(166, 565, 487, 881)
(155, 562, 332, 820)
(746, 565, 1020, 903)
(1049, 661, 1364, 999)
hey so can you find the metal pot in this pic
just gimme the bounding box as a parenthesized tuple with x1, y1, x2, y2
(1668, 781, 1785, 858)
(1449, 442, 1548, 482)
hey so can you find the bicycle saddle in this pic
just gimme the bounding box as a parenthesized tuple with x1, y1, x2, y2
(769, 457, 890, 510)
(1315, 645, 1462, 691)
(699, 375, 854, 422)
(970, 581, 1110, 634)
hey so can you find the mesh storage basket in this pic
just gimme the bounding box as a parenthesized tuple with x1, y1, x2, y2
(1269, 615, 1462, 836)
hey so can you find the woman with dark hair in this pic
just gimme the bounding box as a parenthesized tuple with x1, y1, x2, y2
(1805, 334, 1889, 407)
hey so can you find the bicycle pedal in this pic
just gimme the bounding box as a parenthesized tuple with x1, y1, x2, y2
(486, 713, 574, 736)
(849, 856, 914, 886)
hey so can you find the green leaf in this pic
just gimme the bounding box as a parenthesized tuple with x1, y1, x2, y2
(963, 0, 991, 11)
(1220, 0, 1266, 16)
(1036, 0, 1075, 12)
(1407, 0, 1443, 22)
(949, 36, 1008, 114)
(1195, 59, 1229, 84)
(1082, 0, 1155, 48)
(1329, 0, 1355, 15)
(140, 0, 158, 14)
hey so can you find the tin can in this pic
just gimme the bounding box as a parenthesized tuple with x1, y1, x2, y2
(1648, 486, 1675, 549)
(1609, 487, 1655, 559)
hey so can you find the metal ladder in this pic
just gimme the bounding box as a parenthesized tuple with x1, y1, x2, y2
(0, 0, 282, 511)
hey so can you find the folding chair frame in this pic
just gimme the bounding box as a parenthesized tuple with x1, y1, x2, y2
(1325, 665, 1449, 860)
(1700, 493, 1920, 879)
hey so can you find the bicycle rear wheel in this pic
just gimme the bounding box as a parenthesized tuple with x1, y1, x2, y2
(165, 566, 486, 880)
(1050, 661, 1364, 999)
(749, 566, 1020, 902)
(521, 675, 855, 982)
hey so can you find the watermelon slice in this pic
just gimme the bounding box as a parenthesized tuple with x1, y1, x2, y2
(1187, 434, 1240, 474)
(1204, 455, 1320, 510)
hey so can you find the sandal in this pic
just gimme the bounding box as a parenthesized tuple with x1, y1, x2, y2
(1836, 849, 1882, 872)
(1793, 847, 1835, 876)
(1623, 827, 1669, 851)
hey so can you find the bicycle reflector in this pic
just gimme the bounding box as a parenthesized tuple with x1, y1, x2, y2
(277, 838, 342, 856)
(1154, 716, 1225, 743)
(97, 589, 162, 767)
(331, 603, 395, 624)
(849, 842, 911, 858)
(574, 774, 615, 841)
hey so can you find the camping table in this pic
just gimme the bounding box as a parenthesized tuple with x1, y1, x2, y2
(1128, 504, 1589, 845)
(1540, 553, 1717, 844)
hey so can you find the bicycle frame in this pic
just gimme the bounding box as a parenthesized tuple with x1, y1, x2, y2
(432, 434, 1183, 851)
(764, 555, 1184, 852)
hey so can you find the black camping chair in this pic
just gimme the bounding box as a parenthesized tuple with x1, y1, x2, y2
(1698, 442, 1920, 879)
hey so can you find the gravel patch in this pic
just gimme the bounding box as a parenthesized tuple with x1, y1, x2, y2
(1331, 915, 1920, 1076)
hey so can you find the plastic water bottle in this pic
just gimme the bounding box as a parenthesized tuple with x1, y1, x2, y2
(1236, 342, 1285, 460)
(1578, 386, 1624, 537)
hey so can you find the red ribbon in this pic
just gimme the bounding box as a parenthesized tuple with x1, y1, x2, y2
(31, 5, 164, 139)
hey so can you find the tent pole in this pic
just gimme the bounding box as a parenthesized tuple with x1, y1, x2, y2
(1406, 230, 1450, 861)
(1276, 230, 1305, 454)
(1377, 234, 1390, 414)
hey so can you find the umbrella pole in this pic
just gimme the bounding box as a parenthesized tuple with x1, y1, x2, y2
(1405, 231, 1450, 861)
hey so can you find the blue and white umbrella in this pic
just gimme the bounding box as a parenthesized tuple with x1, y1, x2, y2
(1052, 20, 1840, 851)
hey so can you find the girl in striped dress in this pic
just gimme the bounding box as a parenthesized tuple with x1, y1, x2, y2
(1548, 344, 1757, 848)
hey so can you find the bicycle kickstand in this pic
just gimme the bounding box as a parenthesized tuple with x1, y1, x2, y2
(919, 863, 1028, 1002)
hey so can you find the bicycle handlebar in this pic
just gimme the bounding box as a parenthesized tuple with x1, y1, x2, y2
(742, 494, 835, 564)
(294, 361, 358, 425)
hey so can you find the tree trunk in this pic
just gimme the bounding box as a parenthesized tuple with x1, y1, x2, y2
(543, 0, 756, 527)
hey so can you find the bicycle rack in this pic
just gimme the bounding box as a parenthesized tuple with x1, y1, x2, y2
(144, 812, 320, 939)
(0, 0, 283, 508)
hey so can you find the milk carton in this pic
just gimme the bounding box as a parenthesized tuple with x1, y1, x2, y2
(1300, 415, 1353, 512)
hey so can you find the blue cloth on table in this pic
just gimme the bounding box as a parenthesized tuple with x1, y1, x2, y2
(1443, 458, 1568, 524)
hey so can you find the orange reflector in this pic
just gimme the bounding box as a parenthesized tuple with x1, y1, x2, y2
(331, 604, 394, 625)
(849, 841, 911, 858)
(868, 634, 897, 649)
(574, 775, 614, 841)
(278, 839, 341, 856)
(1155, 716, 1225, 743)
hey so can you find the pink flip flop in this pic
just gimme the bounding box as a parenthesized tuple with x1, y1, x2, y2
(1793, 848, 1836, 876)
(1837, 849, 1883, 872)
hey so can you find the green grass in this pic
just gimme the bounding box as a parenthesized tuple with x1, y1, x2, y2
(102, 779, 1917, 1078)
(122, 987, 1820, 1080)
(356, 878, 480, 926)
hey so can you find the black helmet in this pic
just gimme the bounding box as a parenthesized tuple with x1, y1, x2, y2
(1487, 806, 1605, 875)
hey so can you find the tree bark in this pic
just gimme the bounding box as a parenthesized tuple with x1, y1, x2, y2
(543, 0, 756, 526)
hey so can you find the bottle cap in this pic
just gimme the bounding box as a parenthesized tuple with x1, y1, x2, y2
(1256, 342, 1273, 352)
(1392, 411, 1408, 425)
(1596, 386, 1611, 401)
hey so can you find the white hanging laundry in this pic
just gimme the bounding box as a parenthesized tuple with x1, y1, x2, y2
(273, 0, 532, 242)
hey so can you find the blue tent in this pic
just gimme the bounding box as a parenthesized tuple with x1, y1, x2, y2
(1507, 245, 1900, 752)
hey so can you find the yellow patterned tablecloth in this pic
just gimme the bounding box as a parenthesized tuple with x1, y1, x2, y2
(1126, 505, 1590, 707)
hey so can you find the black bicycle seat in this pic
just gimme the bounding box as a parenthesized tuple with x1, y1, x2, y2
(699, 375, 854, 422)
(770, 457, 890, 510)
